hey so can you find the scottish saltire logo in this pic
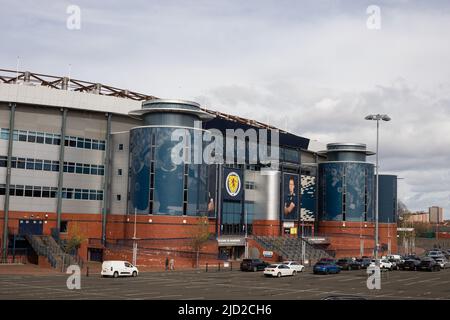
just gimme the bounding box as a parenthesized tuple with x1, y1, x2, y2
(225, 172, 241, 197)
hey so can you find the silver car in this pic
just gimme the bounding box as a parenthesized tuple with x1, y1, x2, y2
(435, 258, 450, 269)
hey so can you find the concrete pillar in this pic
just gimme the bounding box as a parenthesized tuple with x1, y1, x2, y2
(56, 108, 68, 238)
(102, 113, 112, 245)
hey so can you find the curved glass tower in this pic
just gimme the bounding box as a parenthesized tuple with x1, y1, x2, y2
(318, 143, 375, 222)
(128, 99, 214, 216)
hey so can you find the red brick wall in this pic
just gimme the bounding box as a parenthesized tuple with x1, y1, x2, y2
(318, 221, 398, 258)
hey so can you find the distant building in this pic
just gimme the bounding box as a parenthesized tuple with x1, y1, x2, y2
(429, 206, 444, 224)
(404, 212, 429, 223)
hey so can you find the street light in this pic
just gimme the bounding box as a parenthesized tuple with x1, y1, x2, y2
(365, 114, 391, 260)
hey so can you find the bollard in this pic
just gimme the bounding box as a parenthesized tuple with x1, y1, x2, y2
(218, 263, 221, 272)
(230, 262, 233, 271)
(86, 266, 89, 277)
(206, 263, 208, 272)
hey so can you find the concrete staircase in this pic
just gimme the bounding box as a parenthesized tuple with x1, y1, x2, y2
(253, 235, 335, 264)
(25, 234, 83, 270)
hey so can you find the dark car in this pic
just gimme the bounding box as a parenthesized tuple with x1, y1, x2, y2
(399, 258, 421, 271)
(355, 258, 372, 269)
(417, 259, 441, 272)
(240, 259, 269, 272)
(318, 258, 336, 264)
(336, 258, 354, 270)
(313, 261, 341, 275)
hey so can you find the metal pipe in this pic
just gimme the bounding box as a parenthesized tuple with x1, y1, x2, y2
(375, 119, 379, 260)
(2, 102, 15, 262)
(56, 108, 68, 239)
(101, 113, 112, 245)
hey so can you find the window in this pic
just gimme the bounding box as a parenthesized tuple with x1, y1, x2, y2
(89, 190, 97, 200)
(0, 156, 6, 167)
(75, 163, 83, 174)
(52, 161, 59, 172)
(27, 131, 36, 143)
(67, 162, 75, 173)
(116, 194, 121, 201)
(97, 191, 103, 201)
(84, 138, 92, 149)
(11, 157, 17, 168)
(82, 189, 89, 200)
(26, 158, 35, 170)
(0, 128, 9, 140)
(18, 130, 27, 142)
(0, 184, 5, 195)
(25, 186, 33, 197)
(44, 133, 53, 144)
(34, 159, 43, 171)
(92, 139, 99, 150)
(15, 185, 24, 196)
(60, 221, 68, 233)
(36, 132, 45, 144)
(83, 164, 90, 175)
(76, 137, 84, 148)
(118, 144, 124, 151)
(17, 158, 25, 169)
(66, 188, 74, 199)
(99, 141, 106, 150)
(53, 134, 61, 145)
(117, 168, 122, 176)
(42, 187, 50, 198)
(50, 187, 58, 198)
(44, 160, 52, 171)
(75, 189, 82, 200)
(69, 136, 77, 147)
(90, 165, 98, 175)
(33, 186, 42, 198)
(98, 165, 104, 176)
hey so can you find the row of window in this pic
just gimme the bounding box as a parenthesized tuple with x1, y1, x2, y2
(0, 156, 104, 176)
(0, 128, 106, 151)
(0, 184, 103, 201)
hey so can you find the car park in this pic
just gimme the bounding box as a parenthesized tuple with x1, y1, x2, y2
(313, 261, 341, 275)
(240, 259, 269, 272)
(435, 258, 450, 269)
(417, 258, 441, 272)
(263, 264, 295, 277)
(282, 261, 305, 273)
(369, 259, 393, 270)
(101, 261, 139, 278)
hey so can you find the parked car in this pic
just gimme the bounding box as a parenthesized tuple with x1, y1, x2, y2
(240, 259, 269, 272)
(417, 258, 441, 272)
(388, 258, 402, 270)
(318, 258, 336, 264)
(435, 258, 450, 269)
(427, 250, 446, 260)
(369, 259, 393, 270)
(355, 258, 372, 269)
(399, 258, 421, 271)
(386, 254, 403, 261)
(313, 261, 341, 275)
(264, 264, 295, 277)
(336, 258, 354, 270)
(282, 261, 305, 273)
(349, 259, 363, 270)
(101, 260, 139, 278)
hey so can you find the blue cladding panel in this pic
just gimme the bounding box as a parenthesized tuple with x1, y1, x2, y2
(319, 162, 374, 222)
(378, 175, 397, 223)
(129, 127, 152, 214)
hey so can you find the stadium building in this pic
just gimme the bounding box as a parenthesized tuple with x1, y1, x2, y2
(0, 69, 398, 268)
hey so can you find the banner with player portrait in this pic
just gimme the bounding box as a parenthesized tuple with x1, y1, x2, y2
(282, 173, 299, 221)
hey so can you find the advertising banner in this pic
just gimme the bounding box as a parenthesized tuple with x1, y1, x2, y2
(282, 173, 299, 221)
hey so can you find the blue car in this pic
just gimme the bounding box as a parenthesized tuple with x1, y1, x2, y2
(313, 262, 341, 275)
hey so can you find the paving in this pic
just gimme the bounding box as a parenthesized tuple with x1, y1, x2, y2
(1, 266, 450, 300)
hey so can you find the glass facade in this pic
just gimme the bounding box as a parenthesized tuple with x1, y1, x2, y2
(128, 127, 209, 216)
(319, 162, 374, 222)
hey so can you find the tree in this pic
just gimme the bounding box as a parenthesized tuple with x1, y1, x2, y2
(189, 216, 211, 268)
(65, 223, 86, 255)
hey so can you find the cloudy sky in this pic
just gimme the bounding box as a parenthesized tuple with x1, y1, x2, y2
(1, 0, 449, 217)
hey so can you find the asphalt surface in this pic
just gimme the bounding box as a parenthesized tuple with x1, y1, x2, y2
(1, 267, 450, 300)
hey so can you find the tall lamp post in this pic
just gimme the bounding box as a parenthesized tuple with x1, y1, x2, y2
(365, 114, 391, 260)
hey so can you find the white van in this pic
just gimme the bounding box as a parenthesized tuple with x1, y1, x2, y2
(101, 261, 139, 278)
